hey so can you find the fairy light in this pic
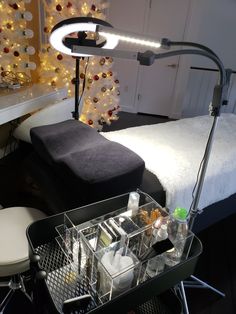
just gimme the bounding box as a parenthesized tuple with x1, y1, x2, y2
(39, 1, 120, 130)
(0, 0, 35, 86)
(82, 3, 89, 15)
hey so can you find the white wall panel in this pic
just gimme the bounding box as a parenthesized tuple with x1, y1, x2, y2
(182, 69, 236, 117)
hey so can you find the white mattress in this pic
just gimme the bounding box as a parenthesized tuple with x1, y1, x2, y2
(101, 113, 236, 212)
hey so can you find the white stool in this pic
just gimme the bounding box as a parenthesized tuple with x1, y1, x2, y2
(0, 207, 46, 313)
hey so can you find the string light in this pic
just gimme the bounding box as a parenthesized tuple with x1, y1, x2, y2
(39, 0, 120, 130)
(14, 11, 33, 21)
(0, 1, 35, 87)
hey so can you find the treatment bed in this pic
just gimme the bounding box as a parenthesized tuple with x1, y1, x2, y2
(14, 106, 236, 233)
(101, 113, 236, 233)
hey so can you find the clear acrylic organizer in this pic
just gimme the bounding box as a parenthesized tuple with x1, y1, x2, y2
(54, 190, 196, 312)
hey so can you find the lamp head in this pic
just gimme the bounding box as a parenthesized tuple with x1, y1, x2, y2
(50, 17, 162, 57)
(49, 17, 119, 57)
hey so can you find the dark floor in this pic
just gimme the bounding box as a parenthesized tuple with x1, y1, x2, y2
(1, 111, 236, 313)
(102, 111, 171, 132)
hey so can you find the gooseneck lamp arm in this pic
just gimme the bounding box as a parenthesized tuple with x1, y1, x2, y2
(73, 45, 227, 115)
(72, 45, 228, 231)
(161, 38, 219, 57)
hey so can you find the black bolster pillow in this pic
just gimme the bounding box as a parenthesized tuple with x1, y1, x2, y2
(30, 120, 145, 201)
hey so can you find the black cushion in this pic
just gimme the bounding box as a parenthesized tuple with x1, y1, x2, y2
(30, 120, 145, 210)
(30, 119, 105, 165)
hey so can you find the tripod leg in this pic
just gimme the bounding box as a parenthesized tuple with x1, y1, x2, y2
(189, 275, 225, 297)
(179, 281, 190, 314)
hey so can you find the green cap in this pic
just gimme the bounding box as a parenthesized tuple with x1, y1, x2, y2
(173, 207, 188, 220)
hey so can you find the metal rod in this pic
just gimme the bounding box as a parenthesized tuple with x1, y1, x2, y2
(169, 40, 219, 58)
(153, 49, 225, 85)
(191, 66, 236, 74)
(0, 289, 14, 311)
(188, 116, 219, 230)
(190, 275, 225, 297)
(180, 281, 189, 314)
(74, 57, 80, 120)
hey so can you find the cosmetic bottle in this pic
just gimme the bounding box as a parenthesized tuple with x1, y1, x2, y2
(165, 207, 188, 267)
(146, 224, 169, 277)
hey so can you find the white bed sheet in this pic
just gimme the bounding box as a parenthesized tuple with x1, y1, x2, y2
(101, 113, 236, 212)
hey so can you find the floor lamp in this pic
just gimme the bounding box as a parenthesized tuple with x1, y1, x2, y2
(50, 17, 229, 313)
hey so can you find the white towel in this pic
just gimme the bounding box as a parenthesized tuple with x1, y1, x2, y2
(101, 113, 236, 212)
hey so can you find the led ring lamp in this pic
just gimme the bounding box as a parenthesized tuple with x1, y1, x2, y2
(50, 17, 119, 56)
(50, 17, 119, 119)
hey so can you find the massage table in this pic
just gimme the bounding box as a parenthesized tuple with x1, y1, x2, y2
(101, 113, 236, 233)
(15, 107, 236, 233)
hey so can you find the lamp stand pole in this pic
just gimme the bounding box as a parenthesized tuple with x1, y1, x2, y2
(73, 57, 81, 120)
(188, 115, 219, 230)
(176, 116, 226, 314)
(180, 69, 234, 313)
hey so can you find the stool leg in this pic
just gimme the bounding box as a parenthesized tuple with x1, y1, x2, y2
(0, 275, 33, 313)
(0, 282, 9, 288)
(0, 289, 14, 312)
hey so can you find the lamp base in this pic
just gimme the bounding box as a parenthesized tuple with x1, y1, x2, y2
(176, 276, 225, 314)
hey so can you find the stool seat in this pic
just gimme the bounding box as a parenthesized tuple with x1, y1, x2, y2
(0, 207, 46, 277)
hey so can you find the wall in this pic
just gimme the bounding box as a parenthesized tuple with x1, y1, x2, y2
(185, 0, 236, 68)
(181, 0, 236, 116)
(107, 0, 148, 112)
(108, 0, 236, 117)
